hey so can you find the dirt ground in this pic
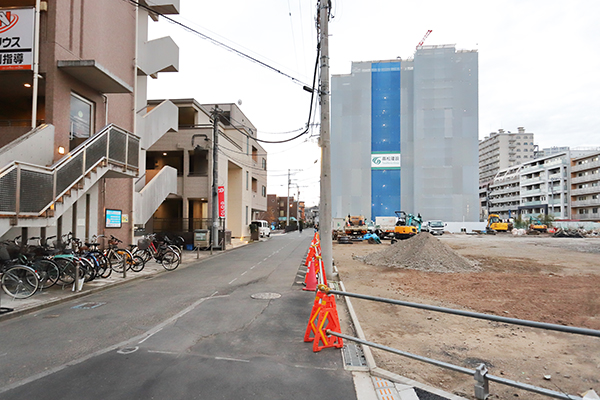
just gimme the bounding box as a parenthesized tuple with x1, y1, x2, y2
(333, 233, 600, 399)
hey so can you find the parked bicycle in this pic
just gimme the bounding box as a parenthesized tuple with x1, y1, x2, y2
(133, 234, 181, 271)
(0, 241, 40, 299)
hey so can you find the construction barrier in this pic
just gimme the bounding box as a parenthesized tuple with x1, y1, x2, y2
(303, 284, 343, 352)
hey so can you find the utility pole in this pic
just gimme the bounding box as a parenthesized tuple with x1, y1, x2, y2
(287, 169, 290, 228)
(318, 0, 333, 278)
(211, 106, 221, 249)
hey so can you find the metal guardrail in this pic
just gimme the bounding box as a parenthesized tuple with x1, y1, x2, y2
(0, 124, 139, 218)
(321, 287, 599, 400)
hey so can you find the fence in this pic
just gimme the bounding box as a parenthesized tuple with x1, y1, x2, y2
(320, 286, 599, 400)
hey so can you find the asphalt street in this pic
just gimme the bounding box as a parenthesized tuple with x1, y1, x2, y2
(0, 231, 357, 399)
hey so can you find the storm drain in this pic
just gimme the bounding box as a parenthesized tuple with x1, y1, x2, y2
(71, 302, 106, 309)
(342, 343, 367, 367)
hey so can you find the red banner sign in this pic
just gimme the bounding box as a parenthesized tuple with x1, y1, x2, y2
(218, 186, 225, 218)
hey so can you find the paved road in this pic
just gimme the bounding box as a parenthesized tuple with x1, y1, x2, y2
(0, 232, 357, 399)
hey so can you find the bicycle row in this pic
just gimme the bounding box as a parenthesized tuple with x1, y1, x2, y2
(0, 233, 183, 299)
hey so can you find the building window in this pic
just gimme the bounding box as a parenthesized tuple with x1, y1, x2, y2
(246, 171, 249, 190)
(262, 158, 267, 170)
(69, 93, 94, 150)
(593, 208, 598, 213)
(262, 185, 266, 197)
(246, 206, 249, 225)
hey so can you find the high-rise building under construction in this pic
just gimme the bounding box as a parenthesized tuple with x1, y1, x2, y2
(331, 45, 479, 222)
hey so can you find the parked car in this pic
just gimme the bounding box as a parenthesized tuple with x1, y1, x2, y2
(251, 220, 271, 238)
(423, 220, 445, 235)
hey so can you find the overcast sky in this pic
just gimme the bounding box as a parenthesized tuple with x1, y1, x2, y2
(147, 0, 600, 207)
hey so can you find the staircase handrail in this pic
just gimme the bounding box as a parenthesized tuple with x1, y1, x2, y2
(0, 124, 139, 218)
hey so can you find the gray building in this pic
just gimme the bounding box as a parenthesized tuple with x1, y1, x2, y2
(331, 45, 479, 222)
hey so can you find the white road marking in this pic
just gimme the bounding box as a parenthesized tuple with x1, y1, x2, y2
(229, 278, 237, 285)
(215, 356, 250, 363)
(148, 350, 178, 355)
(0, 292, 228, 395)
(240, 271, 247, 276)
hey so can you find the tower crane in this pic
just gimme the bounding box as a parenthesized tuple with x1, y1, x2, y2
(416, 29, 432, 49)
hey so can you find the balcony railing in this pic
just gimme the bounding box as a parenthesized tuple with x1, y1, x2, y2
(0, 124, 139, 218)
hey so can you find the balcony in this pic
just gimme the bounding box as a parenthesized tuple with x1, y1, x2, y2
(571, 159, 600, 173)
(571, 199, 600, 208)
(571, 186, 600, 196)
(571, 174, 599, 185)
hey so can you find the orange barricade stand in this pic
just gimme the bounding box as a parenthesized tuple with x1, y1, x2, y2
(303, 285, 343, 352)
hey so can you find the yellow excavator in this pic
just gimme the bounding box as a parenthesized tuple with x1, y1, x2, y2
(486, 214, 513, 232)
(394, 211, 418, 240)
(528, 217, 548, 233)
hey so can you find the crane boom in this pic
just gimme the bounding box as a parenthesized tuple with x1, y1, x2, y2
(416, 29, 432, 49)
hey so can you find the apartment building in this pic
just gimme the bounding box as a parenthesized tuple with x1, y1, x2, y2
(479, 127, 535, 185)
(486, 165, 522, 220)
(0, 1, 179, 243)
(570, 151, 600, 220)
(143, 100, 267, 239)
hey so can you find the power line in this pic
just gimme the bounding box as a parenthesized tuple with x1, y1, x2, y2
(128, 0, 311, 88)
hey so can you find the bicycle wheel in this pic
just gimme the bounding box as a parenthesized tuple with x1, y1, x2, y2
(2, 265, 39, 299)
(161, 250, 180, 271)
(116, 249, 134, 271)
(78, 257, 95, 282)
(130, 255, 145, 272)
(95, 252, 112, 279)
(32, 259, 60, 289)
(55, 258, 77, 284)
(134, 248, 151, 264)
(107, 249, 125, 273)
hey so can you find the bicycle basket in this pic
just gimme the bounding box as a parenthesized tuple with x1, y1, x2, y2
(137, 238, 151, 250)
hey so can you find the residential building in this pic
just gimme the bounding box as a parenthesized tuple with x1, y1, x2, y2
(143, 100, 267, 239)
(486, 165, 522, 220)
(331, 45, 478, 223)
(0, 1, 179, 243)
(570, 151, 600, 220)
(479, 127, 535, 185)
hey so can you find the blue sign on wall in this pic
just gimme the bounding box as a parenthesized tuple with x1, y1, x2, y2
(105, 209, 122, 228)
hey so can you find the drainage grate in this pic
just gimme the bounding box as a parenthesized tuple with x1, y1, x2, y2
(342, 343, 367, 367)
(72, 302, 106, 309)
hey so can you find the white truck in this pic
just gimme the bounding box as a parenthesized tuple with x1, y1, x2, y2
(423, 220, 445, 235)
(374, 216, 398, 239)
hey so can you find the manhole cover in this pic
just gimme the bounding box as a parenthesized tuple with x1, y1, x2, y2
(250, 292, 281, 300)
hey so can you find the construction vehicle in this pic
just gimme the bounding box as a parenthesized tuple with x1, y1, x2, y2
(486, 214, 513, 232)
(393, 211, 418, 240)
(344, 215, 369, 239)
(374, 216, 398, 239)
(528, 217, 548, 233)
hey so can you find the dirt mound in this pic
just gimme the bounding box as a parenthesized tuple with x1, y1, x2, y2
(356, 232, 478, 273)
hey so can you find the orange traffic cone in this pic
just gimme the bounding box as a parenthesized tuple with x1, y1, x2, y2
(305, 245, 315, 266)
(303, 258, 318, 291)
(312, 293, 343, 352)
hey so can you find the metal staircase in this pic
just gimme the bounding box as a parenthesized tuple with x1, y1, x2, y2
(0, 124, 139, 237)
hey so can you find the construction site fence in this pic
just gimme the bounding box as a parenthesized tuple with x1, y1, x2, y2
(323, 287, 599, 400)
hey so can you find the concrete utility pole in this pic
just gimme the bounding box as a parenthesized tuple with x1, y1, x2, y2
(211, 106, 221, 249)
(318, 0, 333, 278)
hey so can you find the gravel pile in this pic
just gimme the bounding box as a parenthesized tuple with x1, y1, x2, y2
(356, 232, 478, 273)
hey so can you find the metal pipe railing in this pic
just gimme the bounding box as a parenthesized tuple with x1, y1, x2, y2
(320, 286, 600, 338)
(328, 331, 582, 400)
(320, 286, 598, 399)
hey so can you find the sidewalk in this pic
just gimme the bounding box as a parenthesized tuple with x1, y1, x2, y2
(0, 238, 251, 321)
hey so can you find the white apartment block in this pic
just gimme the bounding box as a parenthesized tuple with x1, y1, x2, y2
(519, 152, 570, 219)
(570, 152, 600, 220)
(486, 165, 522, 220)
(479, 127, 535, 184)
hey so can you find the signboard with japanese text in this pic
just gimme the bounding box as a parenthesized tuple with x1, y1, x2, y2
(371, 153, 401, 169)
(105, 209, 122, 229)
(0, 8, 35, 71)
(218, 186, 225, 218)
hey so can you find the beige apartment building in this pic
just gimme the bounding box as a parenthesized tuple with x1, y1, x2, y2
(143, 100, 268, 240)
(0, 0, 180, 243)
(479, 127, 535, 185)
